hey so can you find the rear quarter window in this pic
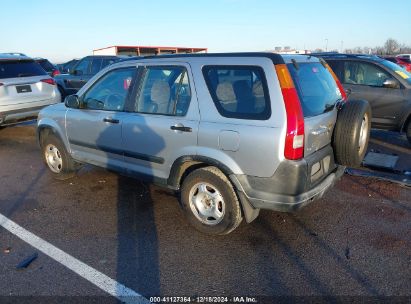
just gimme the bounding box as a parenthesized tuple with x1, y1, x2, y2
(287, 62, 342, 117)
(0, 60, 47, 79)
(202, 66, 271, 120)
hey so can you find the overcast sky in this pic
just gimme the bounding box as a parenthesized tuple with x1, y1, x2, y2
(2, 0, 410, 63)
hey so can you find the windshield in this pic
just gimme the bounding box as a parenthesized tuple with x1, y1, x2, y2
(0, 60, 47, 79)
(287, 62, 342, 117)
(380, 59, 411, 84)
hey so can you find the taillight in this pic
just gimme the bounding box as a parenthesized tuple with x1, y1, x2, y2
(325, 64, 347, 101)
(52, 69, 61, 77)
(275, 64, 304, 160)
(41, 78, 56, 85)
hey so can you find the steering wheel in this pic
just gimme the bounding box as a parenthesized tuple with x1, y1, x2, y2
(104, 93, 124, 111)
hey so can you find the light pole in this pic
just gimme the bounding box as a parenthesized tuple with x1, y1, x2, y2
(325, 38, 329, 52)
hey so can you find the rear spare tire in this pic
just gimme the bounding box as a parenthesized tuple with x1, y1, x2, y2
(332, 100, 371, 167)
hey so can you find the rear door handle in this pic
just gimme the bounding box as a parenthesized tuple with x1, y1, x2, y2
(103, 118, 120, 124)
(170, 125, 192, 132)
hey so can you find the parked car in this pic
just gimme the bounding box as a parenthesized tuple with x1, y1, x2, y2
(382, 56, 411, 72)
(37, 53, 370, 235)
(0, 54, 60, 127)
(55, 55, 121, 99)
(397, 54, 411, 61)
(56, 59, 79, 74)
(34, 58, 61, 77)
(313, 53, 411, 143)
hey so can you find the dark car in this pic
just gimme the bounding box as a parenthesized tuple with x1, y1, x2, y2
(34, 58, 61, 77)
(313, 53, 411, 142)
(56, 59, 79, 74)
(55, 55, 121, 99)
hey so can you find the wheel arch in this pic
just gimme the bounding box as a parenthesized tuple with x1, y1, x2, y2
(37, 121, 69, 153)
(168, 155, 260, 223)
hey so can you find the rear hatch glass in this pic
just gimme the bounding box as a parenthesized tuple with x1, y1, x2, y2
(287, 62, 342, 117)
(36, 60, 55, 73)
(0, 60, 47, 79)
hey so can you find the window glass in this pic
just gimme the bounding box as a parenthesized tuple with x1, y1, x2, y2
(203, 66, 270, 120)
(380, 59, 411, 85)
(90, 58, 102, 75)
(288, 62, 342, 117)
(102, 58, 117, 69)
(36, 60, 54, 72)
(82, 68, 135, 111)
(74, 58, 91, 75)
(343, 61, 391, 87)
(135, 66, 191, 116)
(0, 60, 47, 78)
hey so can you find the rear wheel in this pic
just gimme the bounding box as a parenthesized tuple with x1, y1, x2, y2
(333, 100, 371, 167)
(41, 133, 77, 180)
(406, 119, 411, 144)
(180, 166, 243, 235)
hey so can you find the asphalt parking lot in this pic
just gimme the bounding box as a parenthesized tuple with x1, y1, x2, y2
(0, 124, 410, 303)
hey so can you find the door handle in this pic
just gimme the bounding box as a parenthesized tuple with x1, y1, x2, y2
(103, 118, 120, 124)
(170, 125, 192, 132)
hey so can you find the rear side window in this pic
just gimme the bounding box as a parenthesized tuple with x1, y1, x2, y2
(37, 60, 54, 72)
(287, 62, 342, 117)
(203, 66, 271, 120)
(0, 60, 47, 78)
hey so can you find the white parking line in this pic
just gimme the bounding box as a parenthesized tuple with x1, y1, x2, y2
(0, 213, 149, 304)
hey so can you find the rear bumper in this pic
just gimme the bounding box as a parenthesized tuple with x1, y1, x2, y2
(230, 145, 345, 212)
(0, 104, 50, 125)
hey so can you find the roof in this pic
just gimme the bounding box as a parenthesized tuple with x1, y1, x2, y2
(0, 53, 32, 61)
(118, 52, 287, 64)
(310, 52, 383, 62)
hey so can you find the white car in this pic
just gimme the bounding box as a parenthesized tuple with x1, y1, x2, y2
(0, 53, 60, 127)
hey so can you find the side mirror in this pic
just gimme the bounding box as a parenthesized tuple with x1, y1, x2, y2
(65, 95, 80, 109)
(383, 78, 399, 89)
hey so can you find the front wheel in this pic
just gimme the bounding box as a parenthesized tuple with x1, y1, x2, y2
(180, 166, 243, 235)
(41, 133, 78, 180)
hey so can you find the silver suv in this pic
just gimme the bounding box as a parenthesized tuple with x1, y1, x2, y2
(0, 54, 61, 127)
(37, 53, 371, 235)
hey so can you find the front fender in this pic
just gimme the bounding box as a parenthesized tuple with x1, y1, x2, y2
(37, 116, 70, 153)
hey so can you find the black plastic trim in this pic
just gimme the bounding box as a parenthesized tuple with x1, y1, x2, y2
(69, 139, 164, 164)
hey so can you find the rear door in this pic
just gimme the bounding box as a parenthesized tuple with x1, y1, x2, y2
(340, 60, 406, 129)
(66, 66, 136, 170)
(0, 59, 54, 109)
(121, 62, 199, 182)
(287, 61, 341, 156)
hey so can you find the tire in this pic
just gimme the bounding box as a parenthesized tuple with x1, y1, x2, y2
(406, 120, 411, 144)
(41, 133, 77, 180)
(180, 166, 243, 235)
(333, 99, 371, 167)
